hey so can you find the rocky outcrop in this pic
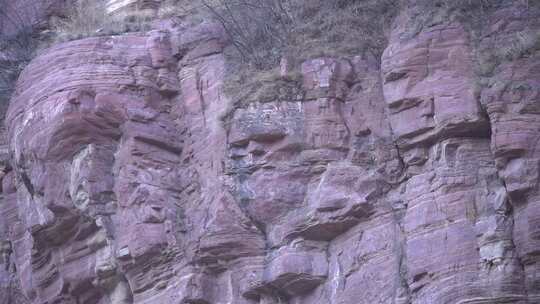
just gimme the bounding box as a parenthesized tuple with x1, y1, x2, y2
(0, 1, 539, 304)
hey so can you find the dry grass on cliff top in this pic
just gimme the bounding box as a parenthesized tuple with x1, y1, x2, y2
(216, 0, 540, 114)
(7, 0, 538, 124)
(205, 0, 398, 124)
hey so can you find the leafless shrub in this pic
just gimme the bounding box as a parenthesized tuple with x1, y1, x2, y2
(51, 0, 110, 41)
(0, 2, 41, 113)
(201, 0, 294, 70)
(50, 0, 152, 43)
(500, 30, 540, 60)
(287, 0, 397, 61)
(201, 0, 398, 70)
(0, 30, 35, 96)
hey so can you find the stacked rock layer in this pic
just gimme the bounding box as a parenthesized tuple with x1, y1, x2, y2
(0, 2, 539, 304)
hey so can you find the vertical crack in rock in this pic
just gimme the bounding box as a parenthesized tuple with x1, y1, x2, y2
(392, 201, 411, 304)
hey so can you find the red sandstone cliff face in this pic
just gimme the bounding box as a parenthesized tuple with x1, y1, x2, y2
(0, 2, 539, 304)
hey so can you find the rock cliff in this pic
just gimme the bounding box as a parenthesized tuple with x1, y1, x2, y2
(1, 1, 539, 304)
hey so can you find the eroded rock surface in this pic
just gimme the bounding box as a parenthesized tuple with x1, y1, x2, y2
(1, 2, 539, 304)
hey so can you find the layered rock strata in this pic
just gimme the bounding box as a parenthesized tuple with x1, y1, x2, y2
(1, 1, 539, 304)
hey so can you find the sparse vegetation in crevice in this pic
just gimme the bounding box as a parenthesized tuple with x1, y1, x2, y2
(477, 29, 540, 77)
(224, 69, 303, 105)
(218, 66, 303, 125)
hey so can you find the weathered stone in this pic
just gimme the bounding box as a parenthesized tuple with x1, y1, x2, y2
(0, 2, 539, 304)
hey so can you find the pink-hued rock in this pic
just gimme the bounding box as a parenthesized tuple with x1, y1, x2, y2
(478, 6, 540, 300)
(0, 2, 539, 304)
(381, 23, 489, 149)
